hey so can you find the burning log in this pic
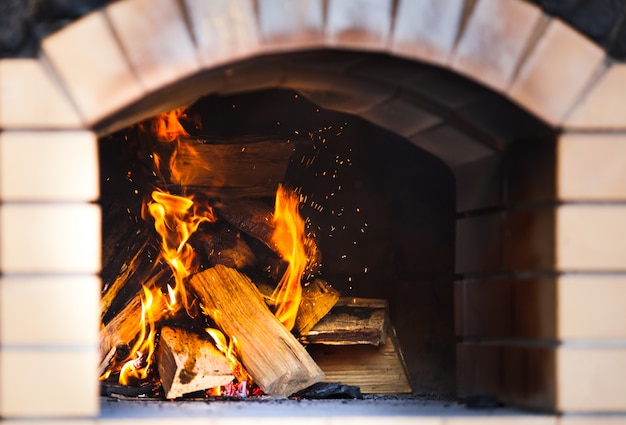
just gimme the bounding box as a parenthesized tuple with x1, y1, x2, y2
(300, 298, 388, 346)
(188, 265, 325, 396)
(99, 269, 171, 359)
(171, 137, 299, 198)
(192, 221, 257, 270)
(295, 279, 340, 335)
(213, 198, 322, 275)
(157, 326, 234, 399)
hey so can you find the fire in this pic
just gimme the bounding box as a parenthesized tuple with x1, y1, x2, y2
(271, 184, 307, 331)
(153, 108, 209, 187)
(147, 189, 216, 313)
(103, 107, 316, 396)
(118, 285, 163, 385)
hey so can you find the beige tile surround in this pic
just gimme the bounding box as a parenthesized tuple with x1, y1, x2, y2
(0, 0, 625, 421)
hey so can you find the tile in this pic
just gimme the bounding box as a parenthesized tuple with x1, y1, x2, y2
(503, 208, 555, 271)
(0, 275, 100, 345)
(505, 139, 556, 206)
(557, 347, 626, 412)
(445, 416, 556, 425)
(325, 0, 393, 50)
(216, 59, 285, 96)
(295, 73, 394, 115)
(557, 274, 626, 340)
(0, 203, 101, 274)
(456, 93, 555, 150)
(458, 278, 514, 338)
(566, 63, 626, 129)
(362, 93, 441, 137)
(0, 131, 99, 202)
(455, 212, 503, 274)
(391, 0, 464, 66)
(40, 11, 145, 126)
(0, 59, 83, 129)
(0, 349, 99, 417)
(556, 205, 626, 271)
(456, 342, 502, 398)
(559, 417, 626, 425)
(512, 277, 557, 339)
(105, 0, 200, 92)
(508, 18, 605, 126)
(452, 153, 503, 212)
(403, 71, 489, 110)
(409, 125, 495, 168)
(258, 0, 324, 50)
(184, 0, 260, 68)
(349, 55, 434, 86)
(557, 133, 626, 200)
(452, 0, 543, 92)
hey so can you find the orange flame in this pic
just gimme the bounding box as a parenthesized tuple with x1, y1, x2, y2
(118, 285, 163, 385)
(271, 184, 307, 331)
(153, 108, 208, 187)
(205, 328, 250, 384)
(147, 189, 216, 313)
(154, 108, 188, 142)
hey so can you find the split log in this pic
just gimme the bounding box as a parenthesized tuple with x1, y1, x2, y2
(188, 265, 324, 396)
(157, 326, 234, 399)
(309, 330, 412, 394)
(99, 269, 171, 359)
(295, 279, 340, 335)
(300, 298, 388, 346)
(171, 137, 299, 198)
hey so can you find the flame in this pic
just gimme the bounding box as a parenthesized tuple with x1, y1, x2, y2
(118, 285, 163, 385)
(154, 108, 188, 142)
(153, 108, 208, 186)
(205, 328, 250, 384)
(271, 184, 307, 331)
(147, 190, 216, 313)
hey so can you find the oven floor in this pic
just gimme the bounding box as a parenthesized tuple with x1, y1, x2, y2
(99, 395, 557, 423)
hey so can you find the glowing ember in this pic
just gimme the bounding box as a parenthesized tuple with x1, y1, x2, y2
(271, 184, 308, 331)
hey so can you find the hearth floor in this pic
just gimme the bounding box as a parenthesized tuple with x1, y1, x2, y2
(96, 395, 561, 424)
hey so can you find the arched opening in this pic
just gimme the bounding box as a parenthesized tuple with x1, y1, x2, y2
(97, 50, 555, 400)
(2, 0, 625, 419)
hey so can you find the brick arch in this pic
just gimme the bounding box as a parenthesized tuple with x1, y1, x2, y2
(1, 0, 626, 419)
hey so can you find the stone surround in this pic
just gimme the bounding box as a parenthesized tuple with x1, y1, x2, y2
(1, 0, 626, 422)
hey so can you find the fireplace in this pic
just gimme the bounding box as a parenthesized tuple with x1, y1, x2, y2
(1, 0, 626, 422)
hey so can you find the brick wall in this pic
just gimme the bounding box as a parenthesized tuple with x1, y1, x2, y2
(0, 0, 625, 421)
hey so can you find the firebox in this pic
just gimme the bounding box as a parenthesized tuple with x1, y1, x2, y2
(2, 0, 626, 422)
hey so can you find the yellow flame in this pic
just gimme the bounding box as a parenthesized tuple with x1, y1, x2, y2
(271, 184, 307, 331)
(118, 285, 161, 385)
(205, 328, 250, 383)
(148, 190, 216, 313)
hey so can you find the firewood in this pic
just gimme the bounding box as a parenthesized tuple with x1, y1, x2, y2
(300, 298, 388, 346)
(157, 326, 234, 399)
(309, 331, 412, 394)
(99, 269, 171, 359)
(295, 279, 340, 336)
(213, 198, 322, 275)
(192, 221, 257, 270)
(171, 137, 298, 198)
(188, 265, 325, 396)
